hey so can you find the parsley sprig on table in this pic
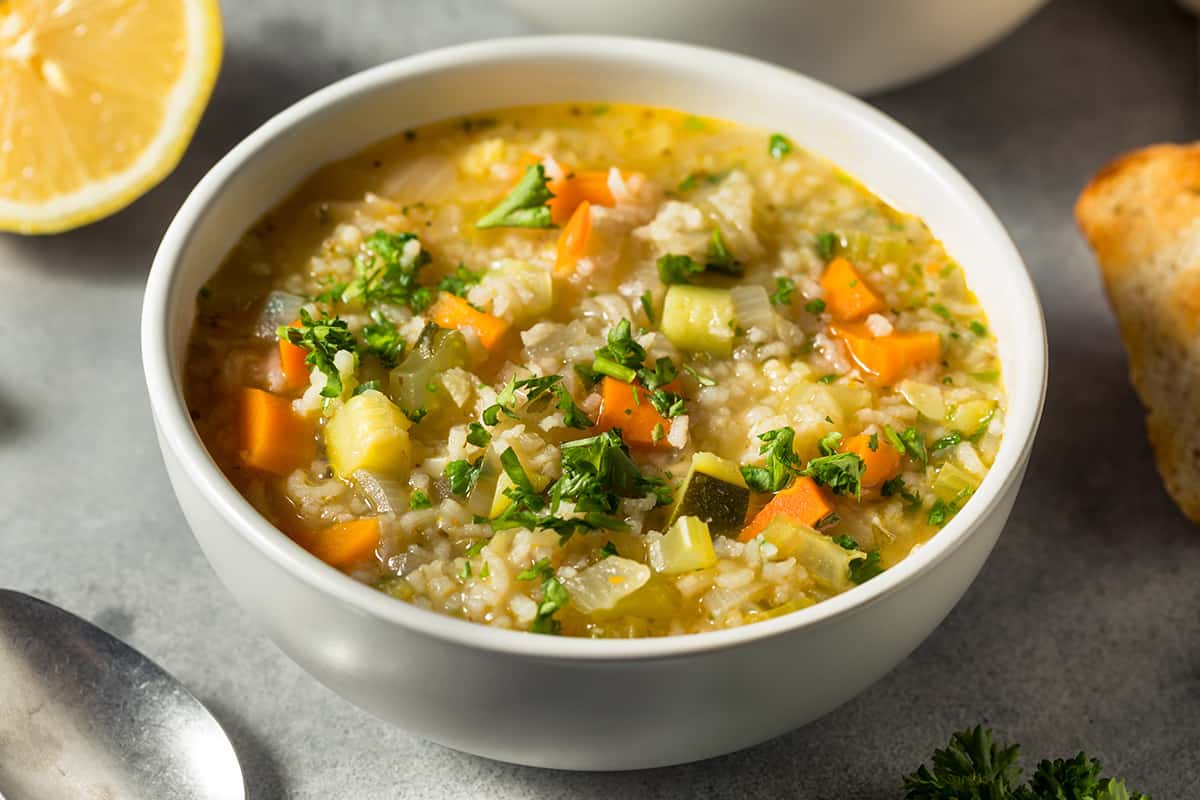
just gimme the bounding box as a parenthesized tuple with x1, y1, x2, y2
(277, 309, 356, 397)
(902, 726, 1150, 800)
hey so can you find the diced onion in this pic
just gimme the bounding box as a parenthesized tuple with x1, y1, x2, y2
(562, 557, 650, 614)
(255, 291, 306, 340)
(731, 284, 775, 334)
(352, 470, 409, 514)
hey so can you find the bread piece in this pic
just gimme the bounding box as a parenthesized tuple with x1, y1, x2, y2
(1076, 143, 1200, 522)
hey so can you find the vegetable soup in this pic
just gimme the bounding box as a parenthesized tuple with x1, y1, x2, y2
(185, 103, 1005, 637)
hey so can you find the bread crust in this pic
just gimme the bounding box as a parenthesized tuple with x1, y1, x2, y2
(1076, 143, 1200, 522)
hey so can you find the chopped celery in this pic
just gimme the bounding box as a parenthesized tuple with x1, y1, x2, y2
(388, 324, 470, 414)
(759, 517, 861, 593)
(931, 462, 977, 503)
(653, 515, 718, 575)
(661, 285, 736, 357)
(835, 231, 912, 265)
(324, 389, 412, 479)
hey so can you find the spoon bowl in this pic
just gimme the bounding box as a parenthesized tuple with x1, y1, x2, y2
(0, 590, 244, 800)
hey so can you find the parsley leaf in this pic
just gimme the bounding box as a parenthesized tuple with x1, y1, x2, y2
(848, 551, 883, 583)
(886, 425, 929, 467)
(832, 534, 859, 550)
(444, 457, 484, 496)
(436, 263, 484, 297)
(352, 380, 381, 396)
(517, 557, 554, 582)
(409, 490, 432, 510)
(768, 133, 793, 159)
(278, 309, 356, 398)
(902, 726, 1022, 799)
(969, 320, 988, 337)
(931, 431, 963, 455)
(815, 232, 838, 261)
(706, 227, 742, 275)
(682, 363, 717, 387)
(741, 427, 804, 493)
(513, 374, 594, 429)
(476, 164, 555, 229)
(360, 310, 405, 368)
(343, 230, 433, 312)
(657, 253, 706, 285)
(770, 276, 796, 306)
(640, 290, 655, 322)
(466, 422, 491, 447)
(802, 451, 865, 498)
(805, 297, 827, 314)
(594, 319, 647, 371)
(599, 540, 619, 558)
(531, 574, 569, 635)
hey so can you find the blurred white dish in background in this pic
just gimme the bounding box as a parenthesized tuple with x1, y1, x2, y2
(502, 0, 1049, 94)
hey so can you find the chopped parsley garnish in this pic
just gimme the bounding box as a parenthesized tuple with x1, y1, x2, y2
(436, 263, 484, 297)
(768, 133, 794, 159)
(476, 164, 555, 229)
(532, 575, 569, 634)
(465, 422, 492, 447)
(882, 476, 923, 509)
(848, 551, 884, 584)
(639, 290, 655, 322)
(770, 276, 796, 306)
(677, 173, 699, 192)
(464, 539, 487, 557)
(352, 380, 381, 396)
(512, 374, 594, 429)
(931, 303, 953, 321)
(817, 374, 838, 384)
(885, 425, 928, 467)
(805, 297, 827, 314)
(197, 286, 212, 300)
(682, 363, 717, 387)
(816, 431, 843, 456)
(444, 457, 484, 496)
(802, 451, 865, 498)
(343, 230, 433, 312)
(832, 534, 859, 550)
(517, 557, 554, 582)
(741, 427, 805, 493)
(409, 490, 432, 510)
(706, 227, 741, 274)
(590, 320, 688, 419)
(360, 309, 405, 368)
(930, 431, 963, 455)
(600, 540, 619, 558)
(277, 309, 356, 398)
(815, 232, 838, 261)
(969, 320, 988, 337)
(657, 253, 706, 285)
(404, 407, 428, 424)
(868, 433, 879, 452)
(312, 277, 348, 305)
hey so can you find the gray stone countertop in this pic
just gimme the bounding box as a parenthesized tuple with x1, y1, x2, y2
(2, 0, 1198, 797)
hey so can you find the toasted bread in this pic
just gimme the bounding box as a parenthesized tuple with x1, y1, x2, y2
(1076, 143, 1200, 522)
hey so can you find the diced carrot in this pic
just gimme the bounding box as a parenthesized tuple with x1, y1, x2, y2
(238, 387, 316, 476)
(596, 377, 681, 449)
(830, 322, 941, 385)
(429, 292, 510, 350)
(548, 168, 617, 224)
(841, 434, 901, 488)
(738, 477, 833, 542)
(278, 319, 309, 391)
(306, 517, 381, 571)
(820, 257, 885, 322)
(555, 200, 592, 275)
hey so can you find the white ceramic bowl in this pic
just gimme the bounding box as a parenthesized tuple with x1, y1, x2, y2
(502, 0, 1050, 94)
(142, 37, 1046, 770)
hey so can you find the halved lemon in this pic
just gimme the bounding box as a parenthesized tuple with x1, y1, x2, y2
(0, 0, 222, 234)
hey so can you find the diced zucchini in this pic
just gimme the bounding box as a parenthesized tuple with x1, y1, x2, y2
(484, 259, 553, 324)
(661, 285, 735, 357)
(562, 556, 651, 615)
(898, 379, 945, 420)
(388, 324, 470, 415)
(652, 515, 718, 575)
(490, 454, 550, 518)
(667, 452, 750, 536)
(951, 398, 995, 436)
(931, 462, 977, 503)
(837, 231, 912, 266)
(758, 517, 860, 593)
(324, 389, 412, 479)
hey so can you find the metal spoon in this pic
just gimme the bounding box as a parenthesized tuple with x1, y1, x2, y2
(0, 590, 244, 800)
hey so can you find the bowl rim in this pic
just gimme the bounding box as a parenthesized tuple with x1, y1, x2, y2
(142, 35, 1047, 662)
